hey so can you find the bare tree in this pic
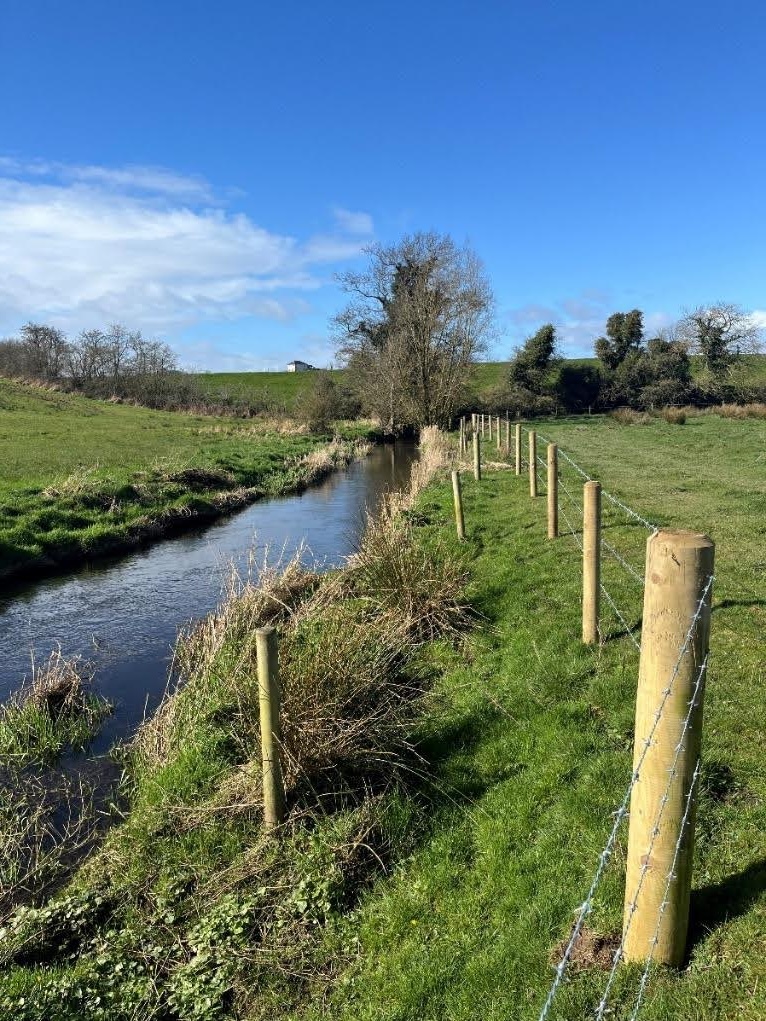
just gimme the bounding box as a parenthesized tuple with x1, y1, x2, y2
(19, 323, 70, 379)
(676, 303, 762, 377)
(334, 232, 494, 429)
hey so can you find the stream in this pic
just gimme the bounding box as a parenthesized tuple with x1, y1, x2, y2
(0, 442, 417, 752)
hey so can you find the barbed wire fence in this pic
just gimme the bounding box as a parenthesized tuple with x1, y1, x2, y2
(455, 415, 716, 1021)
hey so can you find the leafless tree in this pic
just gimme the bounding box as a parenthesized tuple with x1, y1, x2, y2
(675, 302, 762, 377)
(334, 232, 494, 429)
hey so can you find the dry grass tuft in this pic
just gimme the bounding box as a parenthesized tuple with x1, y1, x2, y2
(661, 406, 687, 424)
(714, 402, 766, 419)
(348, 512, 470, 644)
(609, 408, 651, 426)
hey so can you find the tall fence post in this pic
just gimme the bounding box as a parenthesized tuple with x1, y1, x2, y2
(582, 481, 601, 644)
(489, 415, 493, 442)
(256, 625, 286, 831)
(473, 431, 481, 481)
(505, 416, 510, 451)
(623, 530, 714, 967)
(496, 416, 501, 452)
(481, 414, 486, 439)
(547, 443, 558, 539)
(528, 430, 538, 497)
(515, 423, 522, 476)
(451, 470, 466, 540)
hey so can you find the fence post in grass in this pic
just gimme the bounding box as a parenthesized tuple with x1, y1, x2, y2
(582, 481, 601, 644)
(547, 443, 558, 538)
(623, 530, 714, 967)
(256, 625, 286, 832)
(451, 470, 466, 540)
(528, 430, 537, 497)
(505, 415, 510, 451)
(515, 423, 522, 476)
(473, 430, 482, 481)
(496, 416, 501, 452)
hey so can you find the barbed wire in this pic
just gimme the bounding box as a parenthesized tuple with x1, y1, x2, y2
(602, 539, 646, 588)
(627, 757, 702, 1021)
(595, 654, 709, 1020)
(538, 574, 714, 1021)
(520, 425, 658, 532)
(559, 501, 583, 551)
(602, 488, 658, 533)
(599, 582, 642, 651)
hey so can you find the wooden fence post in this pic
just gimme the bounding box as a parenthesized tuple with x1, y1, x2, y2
(515, 423, 522, 476)
(528, 430, 537, 497)
(582, 481, 601, 644)
(451, 470, 466, 540)
(473, 431, 481, 481)
(547, 443, 558, 539)
(623, 530, 714, 966)
(256, 626, 286, 831)
(496, 416, 501, 452)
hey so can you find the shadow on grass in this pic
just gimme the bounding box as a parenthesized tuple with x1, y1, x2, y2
(687, 857, 766, 957)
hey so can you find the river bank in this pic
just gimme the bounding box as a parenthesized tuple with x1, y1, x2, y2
(0, 377, 379, 585)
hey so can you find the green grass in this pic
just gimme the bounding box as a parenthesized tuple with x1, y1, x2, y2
(194, 369, 326, 408)
(0, 378, 371, 579)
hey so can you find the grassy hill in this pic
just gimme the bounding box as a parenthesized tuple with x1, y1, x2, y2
(192, 355, 766, 410)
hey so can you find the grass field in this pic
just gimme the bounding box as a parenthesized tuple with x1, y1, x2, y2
(195, 370, 320, 407)
(0, 378, 370, 579)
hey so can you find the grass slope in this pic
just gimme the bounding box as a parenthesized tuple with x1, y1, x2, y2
(193, 356, 766, 410)
(0, 378, 370, 580)
(304, 413, 765, 1020)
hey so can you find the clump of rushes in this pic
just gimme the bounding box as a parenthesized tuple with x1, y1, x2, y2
(0, 427, 466, 1020)
(0, 651, 111, 766)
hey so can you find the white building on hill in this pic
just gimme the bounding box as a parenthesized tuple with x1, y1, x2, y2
(287, 359, 314, 372)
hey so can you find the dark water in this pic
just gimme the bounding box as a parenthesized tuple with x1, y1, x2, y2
(0, 442, 417, 749)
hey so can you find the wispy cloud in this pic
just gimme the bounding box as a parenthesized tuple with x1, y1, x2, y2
(505, 293, 673, 357)
(0, 157, 373, 336)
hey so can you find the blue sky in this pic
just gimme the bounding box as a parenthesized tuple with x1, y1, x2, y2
(1, 0, 764, 369)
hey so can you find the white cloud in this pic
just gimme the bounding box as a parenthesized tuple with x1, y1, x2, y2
(0, 158, 373, 336)
(332, 207, 374, 235)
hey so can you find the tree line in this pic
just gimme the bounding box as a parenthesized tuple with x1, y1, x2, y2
(497, 303, 763, 417)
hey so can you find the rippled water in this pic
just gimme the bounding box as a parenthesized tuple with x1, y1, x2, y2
(0, 442, 417, 748)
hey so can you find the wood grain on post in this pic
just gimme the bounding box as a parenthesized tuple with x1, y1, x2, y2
(256, 626, 286, 831)
(582, 481, 601, 644)
(451, 470, 466, 541)
(473, 431, 481, 481)
(623, 530, 714, 967)
(528, 430, 537, 497)
(547, 443, 558, 538)
(496, 416, 501, 452)
(515, 423, 522, 476)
